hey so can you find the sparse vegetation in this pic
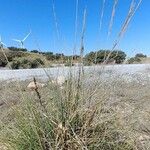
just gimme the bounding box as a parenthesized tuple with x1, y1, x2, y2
(10, 57, 44, 69)
(0, 75, 136, 150)
(135, 53, 147, 58)
(0, 0, 148, 149)
(128, 53, 147, 64)
(128, 57, 141, 64)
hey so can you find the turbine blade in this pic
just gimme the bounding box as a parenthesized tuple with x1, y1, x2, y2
(23, 31, 31, 41)
(12, 39, 21, 42)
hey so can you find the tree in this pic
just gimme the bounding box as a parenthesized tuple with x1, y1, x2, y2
(31, 50, 39, 53)
(112, 50, 126, 64)
(55, 53, 64, 60)
(8, 47, 27, 52)
(135, 53, 147, 58)
(128, 57, 141, 64)
(85, 50, 126, 64)
(84, 51, 96, 64)
(44, 52, 55, 61)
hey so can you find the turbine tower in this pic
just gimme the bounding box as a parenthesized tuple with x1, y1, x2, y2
(13, 31, 31, 48)
(0, 35, 7, 48)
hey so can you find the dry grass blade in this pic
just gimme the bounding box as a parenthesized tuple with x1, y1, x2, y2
(73, 0, 79, 56)
(0, 47, 11, 69)
(104, 0, 143, 64)
(71, 0, 79, 65)
(76, 7, 87, 106)
(0, 1, 145, 150)
(80, 7, 87, 66)
(108, 0, 118, 38)
(52, 0, 60, 40)
(99, 0, 106, 32)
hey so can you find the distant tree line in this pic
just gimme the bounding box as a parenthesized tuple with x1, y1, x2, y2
(8, 47, 28, 52)
(0, 46, 148, 68)
(0, 47, 81, 68)
(31, 50, 80, 61)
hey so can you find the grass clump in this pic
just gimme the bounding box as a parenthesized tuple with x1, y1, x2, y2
(0, 74, 134, 150)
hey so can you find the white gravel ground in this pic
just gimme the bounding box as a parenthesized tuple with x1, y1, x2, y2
(0, 64, 150, 82)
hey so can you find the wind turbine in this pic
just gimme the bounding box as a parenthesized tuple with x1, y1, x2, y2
(13, 31, 31, 48)
(0, 35, 7, 48)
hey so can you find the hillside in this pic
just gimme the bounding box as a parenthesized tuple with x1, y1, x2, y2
(0, 48, 48, 68)
(0, 48, 149, 69)
(0, 48, 72, 69)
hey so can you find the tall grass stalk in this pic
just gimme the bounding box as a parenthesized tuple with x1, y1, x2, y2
(52, 0, 60, 41)
(108, 0, 118, 38)
(99, 0, 106, 32)
(76, 7, 87, 109)
(0, 1, 143, 149)
(104, 0, 142, 64)
(71, 0, 79, 66)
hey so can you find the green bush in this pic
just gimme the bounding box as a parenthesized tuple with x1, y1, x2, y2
(135, 53, 147, 58)
(0, 52, 8, 67)
(31, 50, 39, 53)
(10, 57, 44, 69)
(7, 51, 27, 61)
(85, 50, 126, 64)
(44, 52, 55, 61)
(30, 59, 40, 68)
(0, 58, 7, 67)
(35, 58, 44, 65)
(8, 47, 28, 52)
(128, 57, 141, 64)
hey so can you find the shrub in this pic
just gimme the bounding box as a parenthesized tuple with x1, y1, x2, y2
(31, 50, 39, 53)
(10, 57, 44, 69)
(0, 53, 8, 67)
(35, 58, 44, 65)
(135, 53, 147, 58)
(128, 57, 141, 64)
(7, 51, 27, 61)
(64, 61, 74, 66)
(30, 59, 40, 68)
(10, 60, 21, 69)
(44, 52, 55, 61)
(0, 58, 7, 67)
(8, 47, 28, 52)
(85, 51, 96, 64)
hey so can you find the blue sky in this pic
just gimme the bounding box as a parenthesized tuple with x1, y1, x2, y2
(0, 0, 149, 56)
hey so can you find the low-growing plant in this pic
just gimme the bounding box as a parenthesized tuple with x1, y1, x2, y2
(0, 54, 7, 67)
(135, 53, 147, 58)
(128, 57, 141, 64)
(10, 57, 45, 69)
